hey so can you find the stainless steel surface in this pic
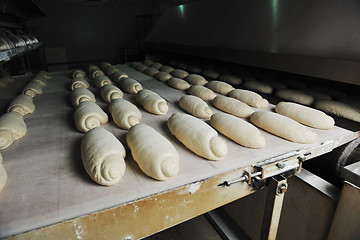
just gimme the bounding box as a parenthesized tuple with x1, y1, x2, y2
(341, 161, 360, 187)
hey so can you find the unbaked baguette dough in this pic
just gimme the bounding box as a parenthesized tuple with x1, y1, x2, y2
(135, 64, 148, 72)
(167, 77, 191, 90)
(206, 81, 234, 95)
(155, 71, 172, 82)
(74, 101, 108, 133)
(38, 70, 52, 79)
(159, 65, 174, 73)
(171, 69, 189, 79)
(150, 62, 163, 69)
(109, 99, 142, 129)
(210, 113, 266, 148)
(179, 95, 212, 119)
(71, 87, 96, 107)
(187, 65, 202, 74)
(142, 59, 153, 67)
(23, 82, 43, 98)
(70, 78, 90, 90)
(136, 89, 168, 115)
(81, 127, 126, 186)
(298, 89, 331, 101)
(167, 113, 227, 161)
(0, 112, 27, 150)
(229, 89, 269, 108)
(119, 77, 143, 94)
(314, 100, 360, 122)
(100, 84, 123, 103)
(212, 95, 254, 118)
(276, 89, 314, 106)
(32, 75, 47, 87)
(244, 80, 273, 94)
(250, 111, 318, 144)
(0, 153, 7, 193)
(111, 71, 128, 84)
(275, 102, 334, 129)
(73, 69, 86, 79)
(93, 75, 112, 88)
(143, 67, 159, 77)
(127, 124, 179, 180)
(202, 69, 219, 79)
(7, 94, 35, 116)
(218, 74, 242, 85)
(185, 74, 208, 85)
(188, 85, 217, 101)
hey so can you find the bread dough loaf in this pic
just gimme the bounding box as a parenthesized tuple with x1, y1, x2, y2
(143, 67, 159, 77)
(90, 69, 104, 79)
(167, 113, 227, 161)
(0, 153, 7, 193)
(72, 69, 86, 79)
(104, 66, 119, 77)
(136, 89, 168, 115)
(298, 89, 331, 101)
(128, 61, 141, 68)
(210, 113, 265, 148)
(213, 95, 254, 118)
(206, 81, 234, 95)
(313, 86, 347, 99)
(185, 74, 208, 85)
(81, 127, 126, 186)
(32, 75, 47, 87)
(229, 89, 269, 108)
(109, 99, 142, 129)
(218, 74, 242, 85)
(244, 80, 273, 94)
(74, 101, 108, 133)
(314, 100, 360, 122)
(202, 69, 219, 79)
(176, 62, 188, 70)
(100, 62, 111, 70)
(135, 64, 148, 72)
(87, 64, 99, 73)
(0, 112, 27, 150)
(261, 79, 287, 90)
(119, 77, 143, 94)
(167, 77, 191, 90)
(23, 82, 43, 98)
(275, 102, 334, 129)
(188, 85, 217, 101)
(70, 78, 90, 90)
(171, 69, 189, 79)
(155, 71, 172, 82)
(142, 59, 154, 67)
(127, 124, 179, 180)
(93, 75, 112, 88)
(187, 65, 202, 74)
(100, 84, 123, 103)
(7, 94, 35, 116)
(179, 95, 212, 119)
(250, 111, 318, 144)
(111, 71, 128, 84)
(150, 62, 163, 69)
(276, 89, 314, 106)
(71, 87, 96, 107)
(38, 70, 52, 79)
(159, 65, 174, 73)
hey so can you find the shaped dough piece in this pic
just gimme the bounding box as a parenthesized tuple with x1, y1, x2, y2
(150, 62, 163, 69)
(218, 74, 242, 85)
(90, 69, 104, 80)
(128, 61, 141, 68)
(7, 94, 35, 116)
(188, 85, 217, 101)
(314, 100, 360, 122)
(213, 95, 254, 118)
(74, 101, 108, 133)
(0, 153, 7, 193)
(100, 62, 111, 70)
(159, 65, 174, 73)
(179, 95, 212, 119)
(202, 69, 219, 79)
(155, 71, 172, 82)
(185, 74, 208, 85)
(100, 84, 123, 103)
(244, 80, 273, 94)
(104, 66, 119, 77)
(210, 113, 265, 148)
(187, 65, 202, 74)
(72, 69, 86, 79)
(127, 124, 179, 181)
(81, 127, 126, 186)
(87, 64, 99, 73)
(136, 89, 168, 115)
(111, 71, 128, 84)
(250, 111, 318, 144)
(93, 75, 112, 88)
(143, 67, 159, 77)
(167, 77, 191, 90)
(171, 69, 189, 79)
(229, 89, 269, 108)
(38, 70, 52, 79)
(70, 78, 90, 90)
(0, 112, 27, 150)
(176, 62, 188, 70)
(142, 59, 153, 67)
(298, 89, 331, 101)
(32, 75, 47, 87)
(119, 77, 143, 94)
(167, 113, 227, 161)
(276, 89, 314, 106)
(71, 87, 96, 107)
(109, 99, 142, 129)
(23, 82, 43, 98)
(206, 81, 234, 95)
(275, 102, 334, 129)
(135, 64, 148, 72)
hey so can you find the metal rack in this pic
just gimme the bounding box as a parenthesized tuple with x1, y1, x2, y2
(0, 42, 41, 63)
